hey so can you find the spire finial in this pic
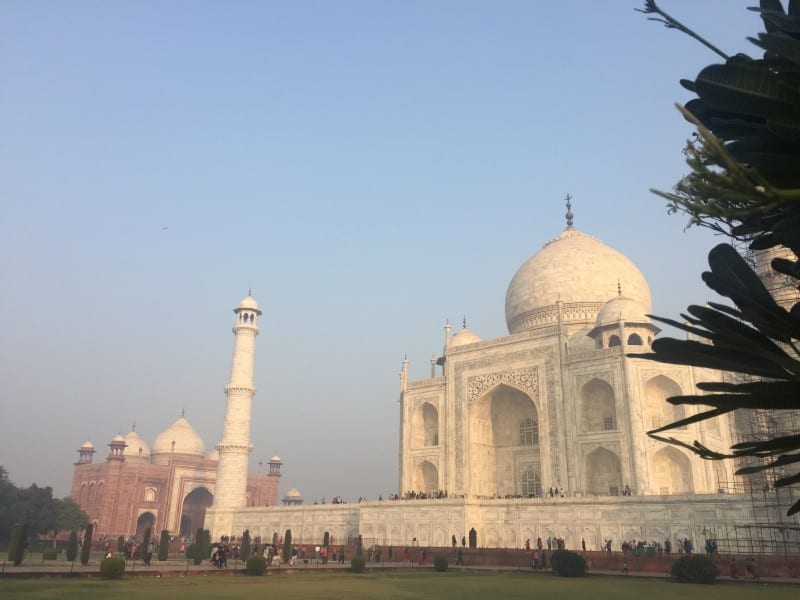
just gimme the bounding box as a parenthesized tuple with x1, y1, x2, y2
(565, 194, 574, 228)
(248, 288, 252, 297)
(132, 421, 136, 432)
(181, 408, 185, 418)
(617, 279, 622, 296)
(462, 315, 467, 329)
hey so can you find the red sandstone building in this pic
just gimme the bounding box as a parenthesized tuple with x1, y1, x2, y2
(70, 416, 281, 539)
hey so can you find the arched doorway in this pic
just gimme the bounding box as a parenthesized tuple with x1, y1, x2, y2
(135, 512, 155, 540)
(412, 460, 439, 493)
(580, 378, 616, 432)
(412, 402, 439, 448)
(180, 487, 213, 536)
(585, 448, 622, 496)
(470, 384, 539, 497)
(651, 447, 694, 494)
(645, 375, 685, 430)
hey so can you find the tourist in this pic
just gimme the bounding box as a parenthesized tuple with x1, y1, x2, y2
(581, 538, 586, 552)
(456, 547, 464, 566)
(729, 556, 738, 579)
(745, 556, 759, 580)
(532, 549, 540, 570)
(452, 534, 457, 550)
(339, 546, 345, 564)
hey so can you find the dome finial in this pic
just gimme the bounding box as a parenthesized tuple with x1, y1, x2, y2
(617, 279, 622, 296)
(248, 288, 252, 296)
(462, 315, 467, 329)
(565, 194, 574, 228)
(181, 408, 185, 418)
(131, 421, 136, 432)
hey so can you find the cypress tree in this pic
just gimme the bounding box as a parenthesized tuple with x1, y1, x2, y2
(7, 523, 28, 566)
(66, 531, 79, 562)
(240, 530, 251, 561)
(80, 523, 94, 565)
(323, 531, 329, 548)
(117, 535, 125, 553)
(282, 529, 292, 563)
(158, 530, 170, 561)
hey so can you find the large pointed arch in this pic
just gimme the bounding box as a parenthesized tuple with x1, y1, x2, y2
(651, 446, 694, 494)
(180, 486, 213, 535)
(469, 383, 540, 497)
(585, 447, 622, 495)
(580, 378, 616, 432)
(645, 375, 686, 430)
(412, 460, 439, 493)
(411, 402, 439, 448)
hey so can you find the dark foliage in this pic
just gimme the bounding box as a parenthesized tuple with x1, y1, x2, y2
(550, 549, 587, 577)
(99, 555, 126, 579)
(7, 523, 28, 566)
(66, 531, 79, 562)
(283, 529, 292, 564)
(671, 555, 719, 584)
(80, 523, 93, 566)
(158, 530, 170, 561)
(240, 530, 251, 561)
(433, 554, 448, 572)
(245, 554, 267, 575)
(350, 555, 366, 573)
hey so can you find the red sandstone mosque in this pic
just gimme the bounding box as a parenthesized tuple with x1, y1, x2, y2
(69, 417, 283, 539)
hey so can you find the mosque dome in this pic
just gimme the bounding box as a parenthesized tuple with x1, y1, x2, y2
(270, 454, 282, 463)
(151, 416, 205, 457)
(505, 227, 652, 334)
(285, 487, 302, 499)
(449, 326, 481, 349)
(111, 434, 126, 443)
(596, 295, 650, 327)
(123, 428, 151, 459)
(80, 440, 94, 450)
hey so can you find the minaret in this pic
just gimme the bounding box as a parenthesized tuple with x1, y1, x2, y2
(213, 292, 261, 511)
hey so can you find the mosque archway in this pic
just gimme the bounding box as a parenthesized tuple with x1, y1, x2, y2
(645, 375, 686, 430)
(412, 460, 439, 493)
(585, 448, 622, 496)
(411, 402, 439, 448)
(580, 378, 616, 432)
(180, 487, 213, 536)
(135, 512, 155, 540)
(651, 446, 694, 494)
(469, 384, 539, 497)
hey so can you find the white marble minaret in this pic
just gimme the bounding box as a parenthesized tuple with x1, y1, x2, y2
(213, 293, 261, 514)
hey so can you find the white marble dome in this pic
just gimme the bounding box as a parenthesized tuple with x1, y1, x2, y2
(123, 429, 151, 459)
(152, 417, 205, 457)
(285, 487, 302, 499)
(505, 227, 652, 334)
(238, 295, 259, 311)
(80, 440, 94, 450)
(449, 326, 481, 349)
(270, 454, 282, 463)
(596, 295, 650, 326)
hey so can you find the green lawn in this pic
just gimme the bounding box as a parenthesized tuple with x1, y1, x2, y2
(0, 572, 796, 600)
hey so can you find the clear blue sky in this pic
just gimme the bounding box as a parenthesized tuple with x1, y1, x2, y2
(1, 1, 761, 502)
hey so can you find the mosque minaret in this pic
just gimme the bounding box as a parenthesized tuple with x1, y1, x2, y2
(213, 292, 261, 512)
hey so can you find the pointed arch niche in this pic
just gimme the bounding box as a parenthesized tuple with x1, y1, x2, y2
(411, 402, 439, 448)
(585, 447, 622, 495)
(180, 487, 213, 536)
(645, 375, 686, 430)
(469, 384, 539, 497)
(651, 446, 694, 494)
(412, 460, 439, 493)
(580, 378, 616, 432)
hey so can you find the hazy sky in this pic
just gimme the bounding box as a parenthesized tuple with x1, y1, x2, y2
(1, 1, 762, 503)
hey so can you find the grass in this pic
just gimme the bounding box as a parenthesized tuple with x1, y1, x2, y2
(0, 571, 797, 600)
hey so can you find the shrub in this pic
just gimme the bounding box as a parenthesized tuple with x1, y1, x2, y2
(350, 555, 366, 573)
(158, 530, 170, 561)
(671, 555, 718, 584)
(241, 530, 251, 561)
(433, 554, 448, 572)
(80, 524, 94, 566)
(99, 555, 126, 579)
(245, 554, 267, 575)
(42, 548, 58, 560)
(66, 531, 79, 562)
(550, 549, 587, 577)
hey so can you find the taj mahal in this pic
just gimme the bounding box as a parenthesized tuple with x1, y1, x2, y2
(72, 203, 760, 550)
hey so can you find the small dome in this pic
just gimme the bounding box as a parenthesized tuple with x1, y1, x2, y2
(596, 295, 650, 327)
(270, 454, 282, 463)
(238, 295, 259, 310)
(285, 487, 302, 499)
(505, 227, 652, 334)
(449, 326, 481, 349)
(206, 448, 219, 461)
(151, 417, 205, 457)
(124, 429, 151, 458)
(111, 434, 126, 443)
(80, 440, 94, 450)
